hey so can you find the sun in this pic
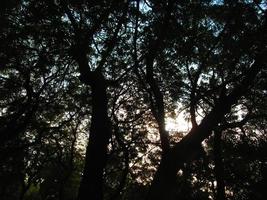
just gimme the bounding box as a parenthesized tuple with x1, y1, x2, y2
(165, 114, 190, 133)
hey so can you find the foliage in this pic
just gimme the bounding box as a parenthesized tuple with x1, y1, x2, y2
(0, 0, 266, 200)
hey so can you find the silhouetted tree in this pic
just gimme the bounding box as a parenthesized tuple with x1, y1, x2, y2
(1, 1, 266, 200)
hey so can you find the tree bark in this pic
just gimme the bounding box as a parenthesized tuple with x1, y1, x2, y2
(77, 71, 112, 200)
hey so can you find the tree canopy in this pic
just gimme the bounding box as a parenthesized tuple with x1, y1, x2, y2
(0, 0, 266, 200)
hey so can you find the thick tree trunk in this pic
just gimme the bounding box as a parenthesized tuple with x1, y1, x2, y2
(77, 72, 111, 200)
(146, 135, 208, 200)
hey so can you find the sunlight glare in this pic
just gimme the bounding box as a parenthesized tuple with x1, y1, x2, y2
(165, 113, 190, 133)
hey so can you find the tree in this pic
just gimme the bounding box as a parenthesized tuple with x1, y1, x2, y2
(143, 1, 267, 199)
(1, 0, 266, 200)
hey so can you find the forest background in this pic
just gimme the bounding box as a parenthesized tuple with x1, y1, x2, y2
(0, 0, 266, 200)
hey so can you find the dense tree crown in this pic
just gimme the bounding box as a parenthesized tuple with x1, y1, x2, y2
(0, 0, 266, 200)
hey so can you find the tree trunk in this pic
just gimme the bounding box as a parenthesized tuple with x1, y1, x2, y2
(213, 130, 226, 200)
(77, 72, 111, 200)
(146, 138, 205, 200)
